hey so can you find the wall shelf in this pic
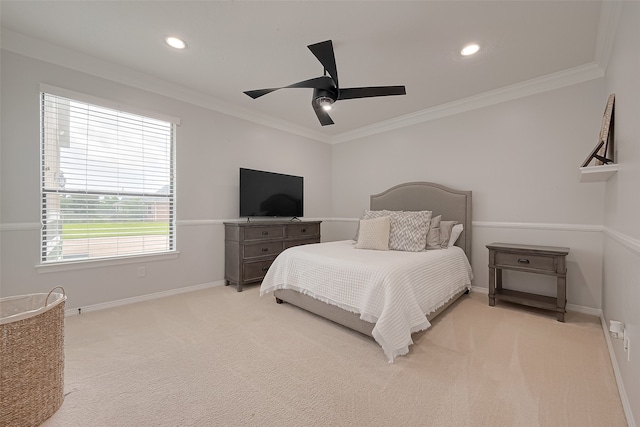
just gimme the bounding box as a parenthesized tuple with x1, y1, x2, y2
(579, 164, 619, 182)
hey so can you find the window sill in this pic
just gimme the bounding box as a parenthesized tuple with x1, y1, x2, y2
(36, 251, 180, 273)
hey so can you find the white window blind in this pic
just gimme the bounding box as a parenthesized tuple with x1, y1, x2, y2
(41, 92, 176, 263)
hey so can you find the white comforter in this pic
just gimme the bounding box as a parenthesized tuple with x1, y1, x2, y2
(260, 240, 473, 361)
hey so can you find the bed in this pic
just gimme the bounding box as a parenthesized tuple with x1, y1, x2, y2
(260, 181, 473, 361)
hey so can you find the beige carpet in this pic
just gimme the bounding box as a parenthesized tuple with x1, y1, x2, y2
(40, 286, 626, 427)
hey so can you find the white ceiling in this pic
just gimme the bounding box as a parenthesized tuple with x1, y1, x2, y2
(1, 1, 610, 142)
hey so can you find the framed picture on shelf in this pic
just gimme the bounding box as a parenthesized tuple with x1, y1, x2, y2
(582, 94, 615, 167)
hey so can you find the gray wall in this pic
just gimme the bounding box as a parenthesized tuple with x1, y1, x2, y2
(0, 50, 332, 309)
(602, 1, 640, 423)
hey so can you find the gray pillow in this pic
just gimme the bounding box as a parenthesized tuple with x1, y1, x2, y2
(426, 215, 442, 250)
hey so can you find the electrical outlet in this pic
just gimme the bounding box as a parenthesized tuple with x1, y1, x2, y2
(137, 267, 146, 278)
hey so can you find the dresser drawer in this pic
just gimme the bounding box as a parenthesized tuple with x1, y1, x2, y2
(494, 251, 555, 272)
(243, 259, 274, 281)
(285, 238, 319, 249)
(244, 225, 284, 241)
(287, 223, 320, 238)
(244, 241, 284, 258)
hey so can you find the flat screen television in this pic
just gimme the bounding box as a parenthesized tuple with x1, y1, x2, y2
(239, 168, 303, 218)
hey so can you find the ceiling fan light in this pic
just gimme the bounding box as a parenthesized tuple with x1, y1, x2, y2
(316, 96, 334, 111)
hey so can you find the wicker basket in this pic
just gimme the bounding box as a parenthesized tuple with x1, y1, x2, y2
(0, 287, 66, 427)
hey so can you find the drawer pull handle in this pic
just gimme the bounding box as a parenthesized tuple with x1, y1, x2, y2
(262, 248, 269, 252)
(301, 228, 306, 233)
(261, 231, 269, 235)
(517, 258, 530, 264)
(261, 266, 269, 271)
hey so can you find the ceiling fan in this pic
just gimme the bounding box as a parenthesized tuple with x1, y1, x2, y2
(243, 40, 406, 126)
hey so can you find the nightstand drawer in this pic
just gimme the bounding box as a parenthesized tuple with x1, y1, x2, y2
(244, 226, 284, 241)
(287, 223, 320, 238)
(494, 252, 555, 272)
(244, 241, 283, 258)
(243, 259, 274, 281)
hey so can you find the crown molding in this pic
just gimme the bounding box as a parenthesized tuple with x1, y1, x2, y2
(332, 1, 622, 145)
(0, 28, 331, 144)
(2, 4, 619, 147)
(594, 0, 624, 73)
(331, 62, 604, 144)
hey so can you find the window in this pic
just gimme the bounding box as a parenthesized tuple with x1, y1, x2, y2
(41, 91, 176, 263)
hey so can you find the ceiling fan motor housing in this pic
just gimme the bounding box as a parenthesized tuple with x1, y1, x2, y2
(314, 88, 337, 106)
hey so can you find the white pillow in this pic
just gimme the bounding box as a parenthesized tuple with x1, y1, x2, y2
(448, 224, 464, 247)
(353, 210, 389, 241)
(439, 220, 458, 248)
(354, 216, 390, 250)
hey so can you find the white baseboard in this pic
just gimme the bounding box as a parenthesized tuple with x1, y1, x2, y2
(470, 286, 601, 316)
(600, 314, 637, 427)
(64, 280, 225, 317)
(566, 303, 601, 316)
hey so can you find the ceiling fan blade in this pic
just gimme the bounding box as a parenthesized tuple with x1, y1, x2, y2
(285, 76, 335, 91)
(244, 88, 280, 99)
(312, 100, 334, 126)
(244, 76, 335, 100)
(338, 86, 406, 100)
(308, 40, 339, 88)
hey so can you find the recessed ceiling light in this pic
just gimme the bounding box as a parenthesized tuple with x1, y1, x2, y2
(461, 44, 480, 56)
(166, 36, 186, 49)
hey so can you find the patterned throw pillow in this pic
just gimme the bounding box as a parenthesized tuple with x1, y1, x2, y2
(386, 210, 432, 252)
(354, 216, 391, 250)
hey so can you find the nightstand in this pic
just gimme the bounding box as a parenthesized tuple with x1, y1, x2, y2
(487, 243, 570, 322)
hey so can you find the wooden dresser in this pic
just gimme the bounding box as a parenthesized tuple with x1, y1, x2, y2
(224, 220, 321, 292)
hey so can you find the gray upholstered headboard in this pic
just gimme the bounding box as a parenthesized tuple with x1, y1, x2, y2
(370, 182, 472, 260)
